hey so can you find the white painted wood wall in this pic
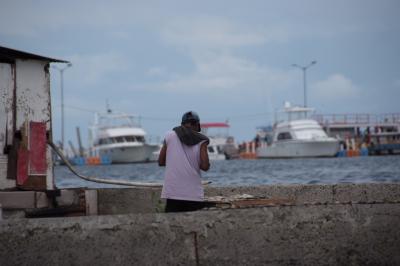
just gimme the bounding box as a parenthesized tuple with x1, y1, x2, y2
(0, 59, 54, 190)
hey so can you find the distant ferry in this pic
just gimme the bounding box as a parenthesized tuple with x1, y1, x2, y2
(256, 102, 339, 158)
(89, 110, 159, 163)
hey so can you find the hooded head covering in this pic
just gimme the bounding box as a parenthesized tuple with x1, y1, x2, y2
(181, 111, 200, 124)
(173, 111, 209, 146)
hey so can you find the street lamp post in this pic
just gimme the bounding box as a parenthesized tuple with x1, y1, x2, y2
(52, 63, 72, 151)
(292, 61, 317, 107)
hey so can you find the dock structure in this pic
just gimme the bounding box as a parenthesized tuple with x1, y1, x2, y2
(1, 183, 400, 265)
(0, 46, 69, 191)
(315, 113, 400, 155)
(315, 113, 400, 139)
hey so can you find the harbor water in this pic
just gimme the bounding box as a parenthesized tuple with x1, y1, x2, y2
(55, 156, 400, 188)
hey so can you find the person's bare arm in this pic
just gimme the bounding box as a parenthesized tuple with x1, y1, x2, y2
(158, 143, 167, 166)
(199, 141, 210, 171)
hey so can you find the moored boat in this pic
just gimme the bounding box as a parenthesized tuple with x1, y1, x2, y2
(256, 102, 339, 158)
(89, 110, 159, 163)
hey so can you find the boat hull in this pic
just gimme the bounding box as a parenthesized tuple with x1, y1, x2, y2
(208, 152, 226, 160)
(96, 144, 160, 163)
(256, 140, 340, 158)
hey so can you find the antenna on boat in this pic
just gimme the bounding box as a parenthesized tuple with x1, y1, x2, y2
(106, 99, 112, 114)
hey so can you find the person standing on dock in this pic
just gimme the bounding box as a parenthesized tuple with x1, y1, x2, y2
(158, 111, 211, 212)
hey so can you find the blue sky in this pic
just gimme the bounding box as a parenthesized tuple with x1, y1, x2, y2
(1, 0, 399, 146)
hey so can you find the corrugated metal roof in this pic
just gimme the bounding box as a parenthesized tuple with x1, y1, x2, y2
(0, 46, 69, 63)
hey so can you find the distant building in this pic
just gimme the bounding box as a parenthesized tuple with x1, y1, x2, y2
(0, 46, 68, 190)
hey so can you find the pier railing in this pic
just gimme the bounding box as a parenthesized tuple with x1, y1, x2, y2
(313, 113, 400, 127)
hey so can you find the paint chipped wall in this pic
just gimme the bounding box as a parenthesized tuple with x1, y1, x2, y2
(0, 63, 14, 154)
(0, 59, 53, 189)
(15, 59, 51, 130)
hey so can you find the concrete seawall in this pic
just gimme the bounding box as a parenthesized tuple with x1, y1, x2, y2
(96, 183, 400, 214)
(1, 183, 400, 265)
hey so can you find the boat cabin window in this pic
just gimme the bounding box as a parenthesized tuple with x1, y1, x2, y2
(115, 137, 125, 143)
(100, 135, 145, 143)
(99, 138, 113, 145)
(125, 136, 135, 142)
(208, 146, 215, 153)
(120, 136, 145, 143)
(135, 136, 145, 143)
(277, 132, 292, 141)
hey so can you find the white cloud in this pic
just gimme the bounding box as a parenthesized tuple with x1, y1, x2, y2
(146, 67, 168, 78)
(0, 1, 155, 37)
(1, 0, 397, 39)
(138, 53, 294, 98)
(311, 74, 361, 100)
(154, 16, 293, 96)
(161, 17, 271, 50)
(59, 52, 128, 86)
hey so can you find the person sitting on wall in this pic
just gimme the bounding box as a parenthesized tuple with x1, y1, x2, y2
(158, 111, 213, 212)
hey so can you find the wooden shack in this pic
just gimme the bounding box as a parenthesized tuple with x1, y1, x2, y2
(0, 46, 68, 191)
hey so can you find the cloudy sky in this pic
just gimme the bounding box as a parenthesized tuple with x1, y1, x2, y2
(1, 0, 399, 146)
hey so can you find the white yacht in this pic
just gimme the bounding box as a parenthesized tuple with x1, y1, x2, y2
(201, 123, 239, 160)
(89, 110, 160, 163)
(256, 103, 339, 158)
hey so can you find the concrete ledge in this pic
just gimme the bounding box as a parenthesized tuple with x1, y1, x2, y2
(94, 183, 400, 215)
(0, 191, 36, 209)
(97, 187, 162, 215)
(205, 183, 400, 204)
(333, 183, 400, 203)
(0, 189, 84, 210)
(0, 203, 399, 265)
(1, 184, 400, 265)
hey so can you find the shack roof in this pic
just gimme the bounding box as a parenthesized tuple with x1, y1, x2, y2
(0, 46, 69, 63)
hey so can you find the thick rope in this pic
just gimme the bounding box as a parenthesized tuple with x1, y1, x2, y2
(49, 141, 211, 187)
(49, 141, 163, 187)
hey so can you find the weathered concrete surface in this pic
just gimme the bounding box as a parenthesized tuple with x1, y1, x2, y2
(96, 183, 400, 215)
(1, 203, 399, 266)
(205, 183, 400, 204)
(97, 187, 163, 215)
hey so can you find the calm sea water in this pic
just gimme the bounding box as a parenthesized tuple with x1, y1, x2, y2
(55, 156, 400, 188)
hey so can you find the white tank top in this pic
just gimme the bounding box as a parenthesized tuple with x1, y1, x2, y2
(161, 130, 205, 201)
